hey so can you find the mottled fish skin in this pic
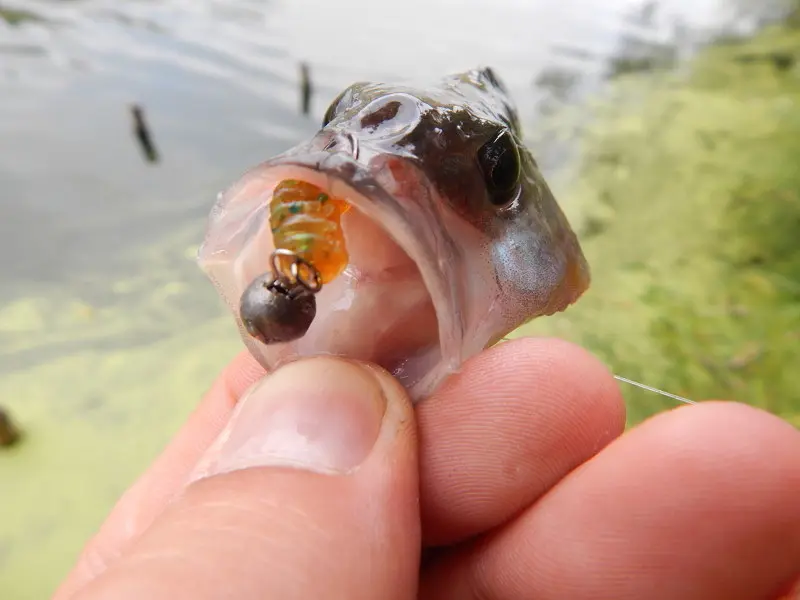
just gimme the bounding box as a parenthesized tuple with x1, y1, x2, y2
(198, 67, 590, 401)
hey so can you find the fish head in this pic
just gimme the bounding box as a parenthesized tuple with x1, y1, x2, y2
(198, 67, 590, 401)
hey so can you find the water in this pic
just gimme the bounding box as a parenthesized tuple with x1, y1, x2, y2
(0, 0, 730, 596)
(0, 0, 722, 293)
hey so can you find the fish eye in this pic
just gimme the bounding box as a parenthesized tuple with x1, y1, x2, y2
(477, 130, 521, 206)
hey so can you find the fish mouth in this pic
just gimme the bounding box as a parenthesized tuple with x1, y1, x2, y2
(198, 150, 464, 398)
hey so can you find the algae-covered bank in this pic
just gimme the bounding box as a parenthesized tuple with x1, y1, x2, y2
(0, 229, 243, 598)
(519, 22, 800, 426)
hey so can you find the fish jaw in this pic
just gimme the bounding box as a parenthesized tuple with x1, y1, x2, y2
(198, 67, 592, 401)
(198, 144, 590, 402)
(198, 150, 470, 401)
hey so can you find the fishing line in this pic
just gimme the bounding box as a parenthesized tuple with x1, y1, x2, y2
(612, 375, 697, 405)
(498, 337, 697, 406)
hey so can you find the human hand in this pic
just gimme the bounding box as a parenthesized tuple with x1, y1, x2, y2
(54, 338, 800, 600)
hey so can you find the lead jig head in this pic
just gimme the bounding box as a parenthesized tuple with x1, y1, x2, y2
(239, 249, 322, 345)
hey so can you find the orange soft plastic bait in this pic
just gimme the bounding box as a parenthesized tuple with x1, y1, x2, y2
(269, 179, 350, 284)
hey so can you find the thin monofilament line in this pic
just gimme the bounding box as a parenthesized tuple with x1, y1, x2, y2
(497, 338, 697, 406)
(613, 375, 697, 405)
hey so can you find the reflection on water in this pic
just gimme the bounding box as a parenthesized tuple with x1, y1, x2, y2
(0, 0, 748, 596)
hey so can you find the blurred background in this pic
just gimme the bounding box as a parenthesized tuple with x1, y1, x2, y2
(1, 0, 798, 596)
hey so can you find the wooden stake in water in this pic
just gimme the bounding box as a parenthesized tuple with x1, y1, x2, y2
(0, 406, 21, 448)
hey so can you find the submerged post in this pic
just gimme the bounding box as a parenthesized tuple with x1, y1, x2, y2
(130, 103, 160, 164)
(0, 406, 21, 448)
(299, 62, 313, 116)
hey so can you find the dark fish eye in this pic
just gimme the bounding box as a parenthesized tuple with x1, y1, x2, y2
(477, 130, 521, 206)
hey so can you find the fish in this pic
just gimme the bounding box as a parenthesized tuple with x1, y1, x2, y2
(197, 67, 590, 402)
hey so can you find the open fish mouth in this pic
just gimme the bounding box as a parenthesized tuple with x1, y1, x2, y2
(200, 69, 592, 401)
(198, 148, 467, 398)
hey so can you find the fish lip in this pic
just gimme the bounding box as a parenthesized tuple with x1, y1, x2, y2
(258, 148, 466, 395)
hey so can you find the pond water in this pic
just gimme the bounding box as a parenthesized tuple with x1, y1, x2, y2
(0, 0, 723, 296)
(0, 0, 733, 596)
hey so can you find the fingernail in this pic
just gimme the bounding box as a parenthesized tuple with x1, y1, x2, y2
(191, 358, 388, 479)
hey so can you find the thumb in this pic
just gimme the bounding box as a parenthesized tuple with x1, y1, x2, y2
(72, 357, 420, 600)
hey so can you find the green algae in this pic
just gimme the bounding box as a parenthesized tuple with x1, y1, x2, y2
(0, 227, 242, 597)
(517, 23, 800, 426)
(0, 6, 41, 26)
(0, 308, 240, 598)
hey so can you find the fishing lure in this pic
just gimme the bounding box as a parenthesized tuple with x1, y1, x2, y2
(238, 179, 351, 345)
(269, 179, 351, 285)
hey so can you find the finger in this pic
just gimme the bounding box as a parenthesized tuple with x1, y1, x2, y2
(63, 334, 625, 592)
(60, 335, 624, 594)
(417, 336, 626, 545)
(53, 350, 266, 600)
(71, 357, 420, 600)
(420, 402, 800, 600)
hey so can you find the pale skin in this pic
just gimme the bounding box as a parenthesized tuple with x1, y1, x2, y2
(54, 337, 800, 600)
